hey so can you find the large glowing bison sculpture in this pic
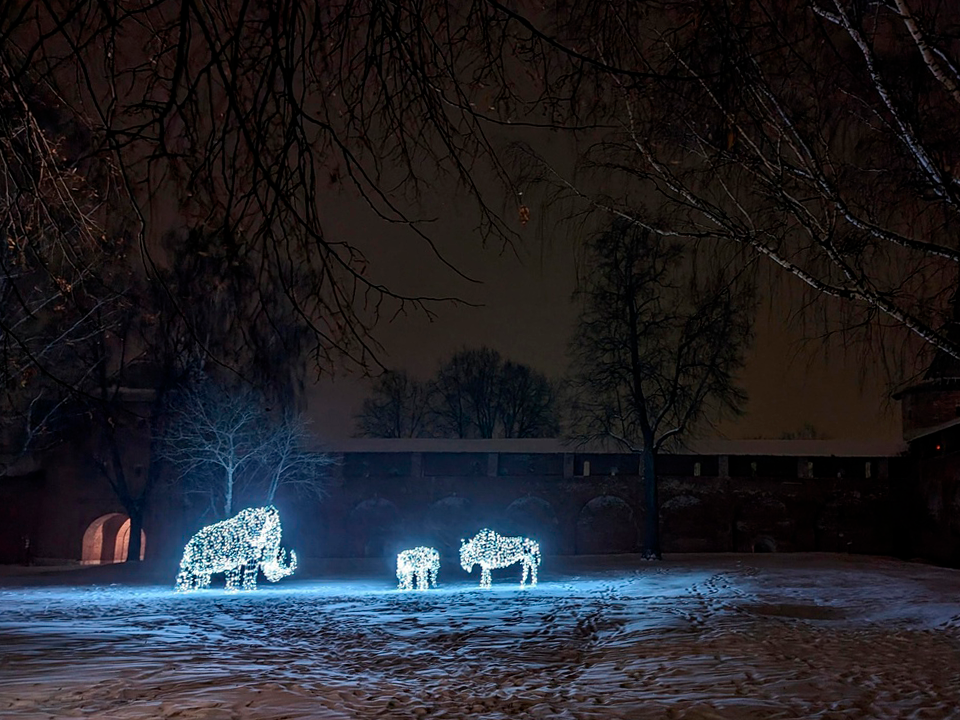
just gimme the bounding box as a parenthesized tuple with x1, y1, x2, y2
(396, 546, 440, 590)
(460, 529, 541, 589)
(176, 506, 297, 592)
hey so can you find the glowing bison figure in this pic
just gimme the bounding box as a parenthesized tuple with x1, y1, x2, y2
(176, 506, 297, 592)
(460, 529, 541, 589)
(396, 546, 440, 590)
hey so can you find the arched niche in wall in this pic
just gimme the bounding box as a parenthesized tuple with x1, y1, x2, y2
(422, 496, 474, 557)
(660, 494, 717, 553)
(575, 495, 637, 555)
(81, 513, 146, 564)
(347, 498, 401, 558)
(733, 494, 791, 552)
(502, 496, 559, 554)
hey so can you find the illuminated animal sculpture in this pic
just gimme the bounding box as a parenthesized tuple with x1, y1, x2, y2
(460, 529, 541, 589)
(175, 506, 297, 592)
(396, 546, 440, 590)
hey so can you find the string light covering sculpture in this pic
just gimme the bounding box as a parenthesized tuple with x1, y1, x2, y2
(396, 546, 440, 590)
(176, 505, 297, 592)
(460, 529, 541, 589)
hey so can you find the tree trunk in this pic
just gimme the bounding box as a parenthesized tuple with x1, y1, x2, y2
(225, 469, 234, 517)
(266, 472, 279, 504)
(642, 444, 661, 559)
(126, 508, 143, 563)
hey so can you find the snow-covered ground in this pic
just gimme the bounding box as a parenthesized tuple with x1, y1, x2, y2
(1, 554, 959, 719)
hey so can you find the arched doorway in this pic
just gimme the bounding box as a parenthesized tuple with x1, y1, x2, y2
(503, 496, 559, 554)
(81, 514, 146, 564)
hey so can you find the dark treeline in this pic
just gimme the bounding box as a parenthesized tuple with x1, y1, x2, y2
(356, 347, 560, 439)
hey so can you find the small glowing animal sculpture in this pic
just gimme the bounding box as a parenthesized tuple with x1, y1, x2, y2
(396, 546, 440, 590)
(176, 506, 297, 592)
(460, 529, 541, 589)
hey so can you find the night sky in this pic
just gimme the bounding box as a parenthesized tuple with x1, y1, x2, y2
(306, 190, 902, 444)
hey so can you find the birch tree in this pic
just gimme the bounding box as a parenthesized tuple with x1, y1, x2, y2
(162, 377, 331, 517)
(263, 412, 334, 504)
(161, 381, 269, 519)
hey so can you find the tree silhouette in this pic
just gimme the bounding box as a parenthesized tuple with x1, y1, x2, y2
(356, 349, 560, 438)
(7, 0, 949, 420)
(498, 361, 560, 439)
(355, 371, 431, 438)
(571, 221, 753, 558)
(432, 348, 505, 439)
(2, 0, 516, 389)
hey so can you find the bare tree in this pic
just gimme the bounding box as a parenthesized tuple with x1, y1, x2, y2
(87, 307, 162, 564)
(162, 373, 331, 518)
(7, 0, 958, 398)
(564, 0, 960, 373)
(2, 0, 518, 391)
(355, 371, 431, 438)
(0, 82, 128, 463)
(0, 81, 168, 560)
(356, 349, 560, 438)
(430, 347, 560, 438)
(499, 361, 560, 439)
(160, 379, 270, 519)
(83, 267, 216, 561)
(474, 0, 960, 373)
(571, 220, 753, 558)
(83, 217, 323, 558)
(432, 348, 504, 439)
(263, 411, 334, 504)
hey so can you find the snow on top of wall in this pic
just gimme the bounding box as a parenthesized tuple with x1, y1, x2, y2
(315, 437, 906, 457)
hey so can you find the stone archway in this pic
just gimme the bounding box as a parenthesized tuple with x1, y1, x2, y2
(503, 496, 559, 553)
(81, 514, 146, 564)
(576, 496, 637, 554)
(347, 498, 401, 558)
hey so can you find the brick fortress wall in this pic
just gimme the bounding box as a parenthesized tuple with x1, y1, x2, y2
(2, 446, 906, 565)
(279, 450, 901, 561)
